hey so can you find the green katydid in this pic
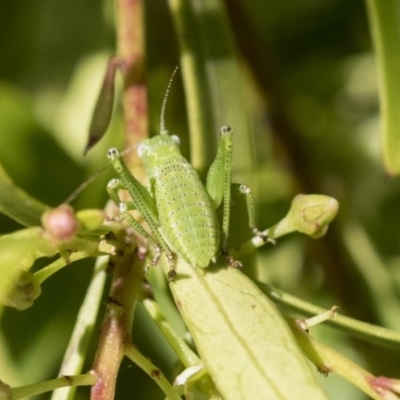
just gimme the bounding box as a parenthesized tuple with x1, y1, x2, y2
(107, 72, 266, 279)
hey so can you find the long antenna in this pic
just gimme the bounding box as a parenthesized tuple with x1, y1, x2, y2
(62, 146, 136, 205)
(160, 66, 179, 135)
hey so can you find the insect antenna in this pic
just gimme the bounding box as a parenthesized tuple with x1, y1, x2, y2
(61, 146, 136, 205)
(160, 66, 179, 135)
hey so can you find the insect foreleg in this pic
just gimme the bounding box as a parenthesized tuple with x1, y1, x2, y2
(107, 178, 166, 268)
(107, 148, 159, 223)
(107, 178, 125, 206)
(107, 148, 176, 278)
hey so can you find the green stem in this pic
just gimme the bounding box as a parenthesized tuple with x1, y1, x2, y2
(142, 296, 221, 398)
(142, 298, 199, 367)
(124, 344, 182, 400)
(11, 374, 96, 400)
(289, 320, 394, 400)
(258, 282, 400, 350)
(35, 252, 90, 284)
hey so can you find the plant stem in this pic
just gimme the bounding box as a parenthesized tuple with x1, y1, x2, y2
(116, 0, 147, 179)
(142, 296, 221, 397)
(124, 344, 182, 400)
(35, 252, 90, 284)
(258, 282, 400, 350)
(142, 298, 199, 367)
(90, 241, 144, 400)
(289, 320, 397, 400)
(11, 374, 96, 400)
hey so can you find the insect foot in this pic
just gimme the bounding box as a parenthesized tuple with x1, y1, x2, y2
(167, 268, 177, 282)
(107, 147, 118, 159)
(220, 125, 232, 135)
(143, 245, 162, 275)
(222, 249, 243, 269)
(251, 228, 276, 245)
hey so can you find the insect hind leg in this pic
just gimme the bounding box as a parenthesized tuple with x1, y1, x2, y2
(204, 126, 238, 267)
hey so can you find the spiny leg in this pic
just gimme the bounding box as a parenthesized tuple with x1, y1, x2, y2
(231, 183, 271, 243)
(107, 149, 176, 279)
(206, 126, 242, 268)
(107, 179, 169, 270)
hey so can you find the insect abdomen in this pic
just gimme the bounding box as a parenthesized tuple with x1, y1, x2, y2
(153, 157, 220, 268)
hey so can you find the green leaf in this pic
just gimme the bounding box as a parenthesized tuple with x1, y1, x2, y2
(0, 163, 49, 227)
(365, 0, 400, 174)
(166, 258, 328, 400)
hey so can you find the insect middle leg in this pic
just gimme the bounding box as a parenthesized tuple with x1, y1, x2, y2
(231, 183, 268, 242)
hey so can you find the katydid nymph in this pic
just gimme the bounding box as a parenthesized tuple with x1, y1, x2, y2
(107, 73, 265, 279)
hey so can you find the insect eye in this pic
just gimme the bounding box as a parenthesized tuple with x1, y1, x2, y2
(171, 135, 181, 146)
(137, 143, 147, 158)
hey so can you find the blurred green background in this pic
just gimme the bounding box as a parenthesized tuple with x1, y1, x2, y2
(1, 0, 400, 399)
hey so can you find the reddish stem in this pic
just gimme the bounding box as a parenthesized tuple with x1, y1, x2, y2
(90, 242, 144, 400)
(117, 0, 147, 180)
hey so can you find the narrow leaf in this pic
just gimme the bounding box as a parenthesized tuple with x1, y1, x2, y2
(0, 163, 49, 227)
(365, 0, 400, 174)
(85, 57, 120, 154)
(51, 257, 107, 400)
(167, 0, 254, 182)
